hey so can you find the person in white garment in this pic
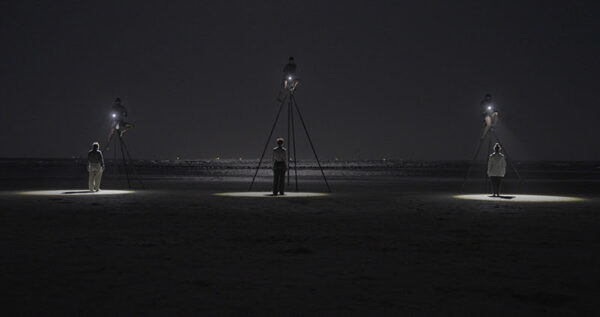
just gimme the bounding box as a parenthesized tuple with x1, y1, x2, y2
(487, 143, 506, 197)
(480, 93, 499, 139)
(87, 142, 105, 192)
(272, 137, 288, 195)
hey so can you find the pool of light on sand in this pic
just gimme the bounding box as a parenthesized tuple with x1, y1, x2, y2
(19, 189, 135, 196)
(453, 194, 584, 202)
(213, 192, 330, 198)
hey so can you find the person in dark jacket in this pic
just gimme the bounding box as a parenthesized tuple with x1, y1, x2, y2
(480, 93, 499, 139)
(272, 138, 288, 195)
(276, 57, 300, 102)
(108, 98, 135, 142)
(88, 142, 105, 192)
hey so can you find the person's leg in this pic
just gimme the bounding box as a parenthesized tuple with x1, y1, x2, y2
(497, 177, 502, 196)
(491, 112, 499, 126)
(273, 169, 279, 195)
(95, 167, 103, 191)
(119, 122, 134, 136)
(279, 169, 286, 195)
(491, 177, 500, 196)
(108, 129, 115, 144)
(290, 80, 300, 92)
(277, 81, 287, 102)
(88, 169, 95, 191)
(481, 116, 492, 139)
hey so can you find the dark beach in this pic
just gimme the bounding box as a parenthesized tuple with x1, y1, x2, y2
(1, 159, 598, 315)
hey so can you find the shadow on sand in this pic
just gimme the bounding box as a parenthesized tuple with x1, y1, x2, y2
(62, 190, 94, 195)
(488, 195, 516, 199)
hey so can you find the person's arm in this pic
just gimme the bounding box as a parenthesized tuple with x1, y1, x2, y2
(100, 152, 105, 169)
(272, 150, 276, 169)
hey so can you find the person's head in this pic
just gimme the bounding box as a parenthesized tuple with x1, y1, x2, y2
(288, 57, 295, 64)
(92, 142, 100, 150)
(494, 143, 501, 153)
(276, 137, 284, 146)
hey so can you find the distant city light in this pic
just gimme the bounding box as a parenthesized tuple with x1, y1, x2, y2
(453, 194, 584, 202)
(214, 192, 329, 198)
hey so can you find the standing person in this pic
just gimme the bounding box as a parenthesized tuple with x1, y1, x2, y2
(487, 143, 506, 197)
(108, 98, 134, 142)
(88, 142, 105, 192)
(276, 57, 299, 102)
(272, 137, 288, 195)
(480, 93, 499, 139)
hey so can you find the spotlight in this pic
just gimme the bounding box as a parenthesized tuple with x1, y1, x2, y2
(288, 76, 293, 80)
(487, 106, 492, 110)
(112, 113, 117, 118)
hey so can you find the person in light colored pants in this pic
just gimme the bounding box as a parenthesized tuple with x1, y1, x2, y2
(487, 143, 507, 197)
(87, 142, 105, 192)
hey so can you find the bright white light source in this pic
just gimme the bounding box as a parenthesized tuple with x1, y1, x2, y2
(453, 194, 583, 202)
(19, 189, 135, 196)
(487, 106, 492, 110)
(213, 192, 329, 198)
(112, 113, 117, 118)
(288, 76, 292, 80)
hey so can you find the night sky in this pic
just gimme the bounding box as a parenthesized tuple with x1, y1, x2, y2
(2, 1, 599, 160)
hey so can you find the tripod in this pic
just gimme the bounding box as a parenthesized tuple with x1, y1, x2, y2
(104, 129, 145, 189)
(462, 127, 521, 193)
(249, 88, 331, 192)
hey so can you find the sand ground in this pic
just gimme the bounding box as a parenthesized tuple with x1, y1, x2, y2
(1, 175, 599, 315)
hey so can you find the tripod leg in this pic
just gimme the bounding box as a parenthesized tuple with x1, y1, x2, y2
(461, 138, 484, 191)
(118, 135, 132, 188)
(485, 138, 492, 194)
(291, 99, 298, 191)
(291, 95, 331, 192)
(490, 131, 522, 182)
(120, 137, 146, 189)
(114, 135, 118, 175)
(104, 132, 115, 153)
(287, 98, 291, 187)
(249, 95, 288, 191)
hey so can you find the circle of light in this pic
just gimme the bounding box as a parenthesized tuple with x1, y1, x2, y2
(453, 194, 583, 202)
(19, 189, 135, 196)
(213, 192, 329, 198)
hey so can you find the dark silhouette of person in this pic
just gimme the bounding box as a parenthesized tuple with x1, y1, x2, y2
(108, 98, 134, 142)
(480, 93, 499, 139)
(277, 57, 299, 102)
(87, 142, 105, 192)
(272, 137, 288, 195)
(487, 143, 506, 197)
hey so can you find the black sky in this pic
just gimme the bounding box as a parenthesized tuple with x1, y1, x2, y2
(1, 0, 599, 160)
